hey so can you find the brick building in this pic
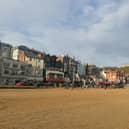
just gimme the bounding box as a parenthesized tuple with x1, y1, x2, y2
(101, 67, 121, 82)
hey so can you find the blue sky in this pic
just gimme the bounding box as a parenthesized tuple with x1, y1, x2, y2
(0, 0, 129, 66)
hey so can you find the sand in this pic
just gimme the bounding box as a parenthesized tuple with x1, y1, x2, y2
(0, 88, 129, 129)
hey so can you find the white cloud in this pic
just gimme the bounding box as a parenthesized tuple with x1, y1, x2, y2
(0, 0, 129, 66)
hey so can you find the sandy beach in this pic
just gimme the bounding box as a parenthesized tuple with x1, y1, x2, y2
(0, 88, 129, 129)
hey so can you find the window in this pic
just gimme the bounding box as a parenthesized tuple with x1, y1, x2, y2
(49, 73, 55, 78)
(28, 64, 32, 67)
(13, 63, 18, 68)
(4, 62, 10, 67)
(20, 71, 25, 75)
(37, 65, 40, 69)
(56, 74, 63, 79)
(11, 71, 17, 75)
(3, 47, 8, 50)
(21, 65, 25, 70)
(4, 70, 10, 74)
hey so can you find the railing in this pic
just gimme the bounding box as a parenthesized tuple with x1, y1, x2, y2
(46, 67, 63, 72)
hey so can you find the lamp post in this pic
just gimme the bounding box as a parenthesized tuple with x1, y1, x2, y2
(34, 56, 38, 81)
(72, 67, 75, 86)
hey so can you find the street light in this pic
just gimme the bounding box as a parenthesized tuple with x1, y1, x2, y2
(34, 56, 38, 81)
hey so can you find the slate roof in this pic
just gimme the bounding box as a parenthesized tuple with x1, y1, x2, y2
(17, 45, 44, 59)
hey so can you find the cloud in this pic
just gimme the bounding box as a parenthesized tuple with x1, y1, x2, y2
(0, 0, 129, 66)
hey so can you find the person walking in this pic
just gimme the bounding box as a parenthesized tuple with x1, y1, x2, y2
(104, 79, 108, 95)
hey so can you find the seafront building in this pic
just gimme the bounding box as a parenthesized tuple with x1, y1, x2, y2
(0, 57, 33, 85)
(0, 41, 128, 86)
(0, 41, 12, 58)
(12, 46, 45, 81)
(100, 67, 124, 82)
(44, 54, 79, 83)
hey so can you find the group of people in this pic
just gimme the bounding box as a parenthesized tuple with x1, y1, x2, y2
(65, 77, 97, 88)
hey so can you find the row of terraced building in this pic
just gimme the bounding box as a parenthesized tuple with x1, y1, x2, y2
(0, 41, 86, 85)
(0, 41, 128, 85)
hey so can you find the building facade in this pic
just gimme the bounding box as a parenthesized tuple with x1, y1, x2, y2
(44, 54, 63, 72)
(0, 58, 33, 85)
(12, 46, 44, 80)
(87, 64, 100, 80)
(44, 55, 79, 81)
(101, 67, 121, 82)
(77, 62, 86, 78)
(63, 55, 78, 81)
(0, 41, 12, 58)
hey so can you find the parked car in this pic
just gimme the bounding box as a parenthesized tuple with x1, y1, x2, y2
(32, 81, 44, 87)
(16, 81, 28, 86)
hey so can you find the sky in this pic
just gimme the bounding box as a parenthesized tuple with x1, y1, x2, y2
(0, 0, 129, 66)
